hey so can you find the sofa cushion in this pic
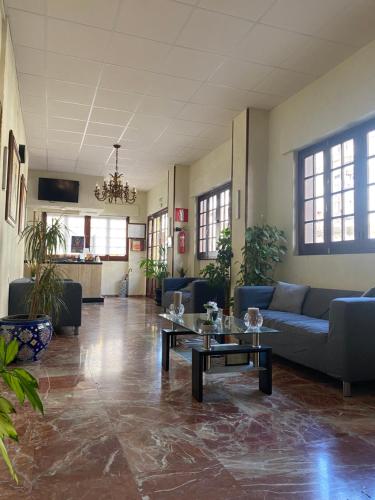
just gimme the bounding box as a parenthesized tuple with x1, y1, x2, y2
(261, 309, 328, 342)
(268, 282, 310, 314)
(302, 288, 362, 319)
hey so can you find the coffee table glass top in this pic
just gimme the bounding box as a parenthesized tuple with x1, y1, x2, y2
(159, 313, 279, 337)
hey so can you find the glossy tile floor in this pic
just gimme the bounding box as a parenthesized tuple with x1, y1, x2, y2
(1, 297, 375, 499)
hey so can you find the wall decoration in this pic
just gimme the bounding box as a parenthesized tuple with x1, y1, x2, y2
(175, 208, 188, 222)
(130, 239, 145, 252)
(5, 131, 20, 227)
(71, 236, 85, 253)
(128, 223, 146, 239)
(18, 174, 27, 234)
(1, 146, 7, 190)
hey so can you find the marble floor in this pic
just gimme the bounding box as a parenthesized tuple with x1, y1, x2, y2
(1, 297, 375, 499)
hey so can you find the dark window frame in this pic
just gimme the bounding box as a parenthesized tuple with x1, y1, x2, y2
(298, 117, 375, 255)
(197, 182, 231, 260)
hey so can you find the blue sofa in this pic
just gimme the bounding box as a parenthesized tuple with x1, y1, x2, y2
(234, 285, 375, 396)
(162, 277, 225, 313)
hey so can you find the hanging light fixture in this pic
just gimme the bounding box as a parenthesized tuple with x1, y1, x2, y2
(94, 144, 137, 204)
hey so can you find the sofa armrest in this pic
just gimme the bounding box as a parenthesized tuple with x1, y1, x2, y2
(233, 286, 275, 318)
(190, 280, 225, 312)
(326, 297, 375, 382)
(162, 277, 196, 293)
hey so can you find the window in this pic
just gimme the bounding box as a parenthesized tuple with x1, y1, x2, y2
(298, 118, 375, 254)
(90, 217, 128, 259)
(46, 214, 85, 254)
(198, 183, 231, 259)
(147, 209, 168, 262)
(45, 213, 128, 260)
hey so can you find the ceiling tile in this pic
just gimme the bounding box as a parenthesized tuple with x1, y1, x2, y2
(48, 100, 90, 121)
(47, 129, 82, 144)
(49, 116, 86, 133)
(23, 111, 46, 130)
(161, 46, 223, 81)
(148, 73, 201, 100)
(5, 0, 45, 15)
(47, 18, 112, 61)
(47, 0, 120, 30)
(46, 53, 102, 86)
(79, 144, 112, 162)
(100, 64, 152, 94)
(84, 134, 118, 148)
(105, 33, 171, 71)
(27, 135, 46, 149)
(7, 8, 44, 49)
(48, 142, 80, 160)
(21, 94, 46, 115)
(154, 131, 194, 150)
(281, 38, 355, 77)
(137, 96, 185, 118)
(177, 8, 252, 53)
(14, 46, 44, 76)
(130, 113, 170, 139)
(254, 68, 313, 97)
(18, 73, 46, 97)
(317, 0, 375, 47)
(244, 91, 284, 110)
(47, 158, 76, 172)
(90, 107, 133, 126)
(94, 89, 142, 112)
(115, 0, 192, 43)
(177, 102, 238, 125)
(167, 119, 209, 136)
(235, 24, 309, 65)
(198, 0, 275, 21)
(47, 80, 95, 105)
(261, 0, 352, 36)
(86, 122, 124, 138)
(208, 59, 272, 90)
(190, 83, 253, 110)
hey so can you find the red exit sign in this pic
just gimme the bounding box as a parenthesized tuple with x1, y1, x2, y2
(175, 208, 188, 222)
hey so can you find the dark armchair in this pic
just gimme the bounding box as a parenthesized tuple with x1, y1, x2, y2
(162, 277, 225, 313)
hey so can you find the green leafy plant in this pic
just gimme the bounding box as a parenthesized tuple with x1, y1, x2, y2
(177, 267, 187, 278)
(139, 246, 169, 289)
(200, 228, 233, 309)
(0, 338, 43, 482)
(237, 224, 287, 286)
(21, 218, 66, 319)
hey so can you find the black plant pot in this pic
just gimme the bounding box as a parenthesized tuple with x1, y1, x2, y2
(0, 314, 53, 362)
(155, 288, 162, 306)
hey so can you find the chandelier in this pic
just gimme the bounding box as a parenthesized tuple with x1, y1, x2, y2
(94, 144, 137, 204)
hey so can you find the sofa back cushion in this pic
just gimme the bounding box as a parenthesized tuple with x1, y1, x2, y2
(362, 287, 375, 298)
(302, 288, 362, 319)
(269, 282, 310, 314)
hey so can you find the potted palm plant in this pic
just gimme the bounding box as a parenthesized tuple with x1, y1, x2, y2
(139, 246, 169, 306)
(0, 218, 66, 362)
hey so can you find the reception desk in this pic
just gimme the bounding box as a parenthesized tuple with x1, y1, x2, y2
(24, 261, 103, 302)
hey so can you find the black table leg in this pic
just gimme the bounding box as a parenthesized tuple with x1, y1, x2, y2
(170, 334, 177, 348)
(162, 329, 170, 371)
(259, 349, 272, 395)
(192, 349, 204, 402)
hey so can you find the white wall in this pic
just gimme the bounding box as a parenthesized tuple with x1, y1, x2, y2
(0, 14, 28, 316)
(267, 40, 375, 291)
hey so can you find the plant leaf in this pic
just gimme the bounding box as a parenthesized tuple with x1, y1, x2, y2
(13, 368, 38, 388)
(0, 438, 18, 484)
(0, 397, 15, 415)
(5, 340, 19, 366)
(0, 373, 25, 405)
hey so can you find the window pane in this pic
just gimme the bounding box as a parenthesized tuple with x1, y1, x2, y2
(332, 194, 342, 217)
(315, 197, 324, 220)
(315, 221, 324, 243)
(304, 200, 313, 221)
(368, 157, 375, 184)
(304, 222, 313, 244)
(343, 165, 354, 189)
(315, 175, 324, 197)
(314, 152, 324, 174)
(343, 190, 354, 215)
(369, 213, 375, 239)
(225, 190, 230, 204)
(305, 178, 313, 199)
(304, 155, 313, 177)
(332, 218, 342, 242)
(368, 130, 375, 157)
(331, 144, 342, 168)
(343, 216, 355, 241)
(331, 169, 341, 193)
(91, 217, 127, 256)
(369, 185, 375, 212)
(343, 139, 354, 164)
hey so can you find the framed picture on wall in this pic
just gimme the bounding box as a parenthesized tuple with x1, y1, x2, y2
(5, 130, 20, 227)
(130, 239, 145, 252)
(128, 223, 146, 239)
(18, 174, 27, 234)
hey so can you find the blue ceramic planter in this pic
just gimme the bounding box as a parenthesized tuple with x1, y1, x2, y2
(0, 315, 53, 362)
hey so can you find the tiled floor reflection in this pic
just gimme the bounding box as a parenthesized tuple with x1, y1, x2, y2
(0, 297, 375, 499)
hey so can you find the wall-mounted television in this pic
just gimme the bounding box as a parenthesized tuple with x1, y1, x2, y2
(38, 178, 79, 203)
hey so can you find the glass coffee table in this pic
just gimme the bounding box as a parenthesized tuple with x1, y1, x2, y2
(159, 313, 279, 402)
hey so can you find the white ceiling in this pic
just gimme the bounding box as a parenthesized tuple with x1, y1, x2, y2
(5, 0, 375, 190)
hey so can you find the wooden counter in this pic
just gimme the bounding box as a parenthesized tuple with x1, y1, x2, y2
(24, 262, 103, 301)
